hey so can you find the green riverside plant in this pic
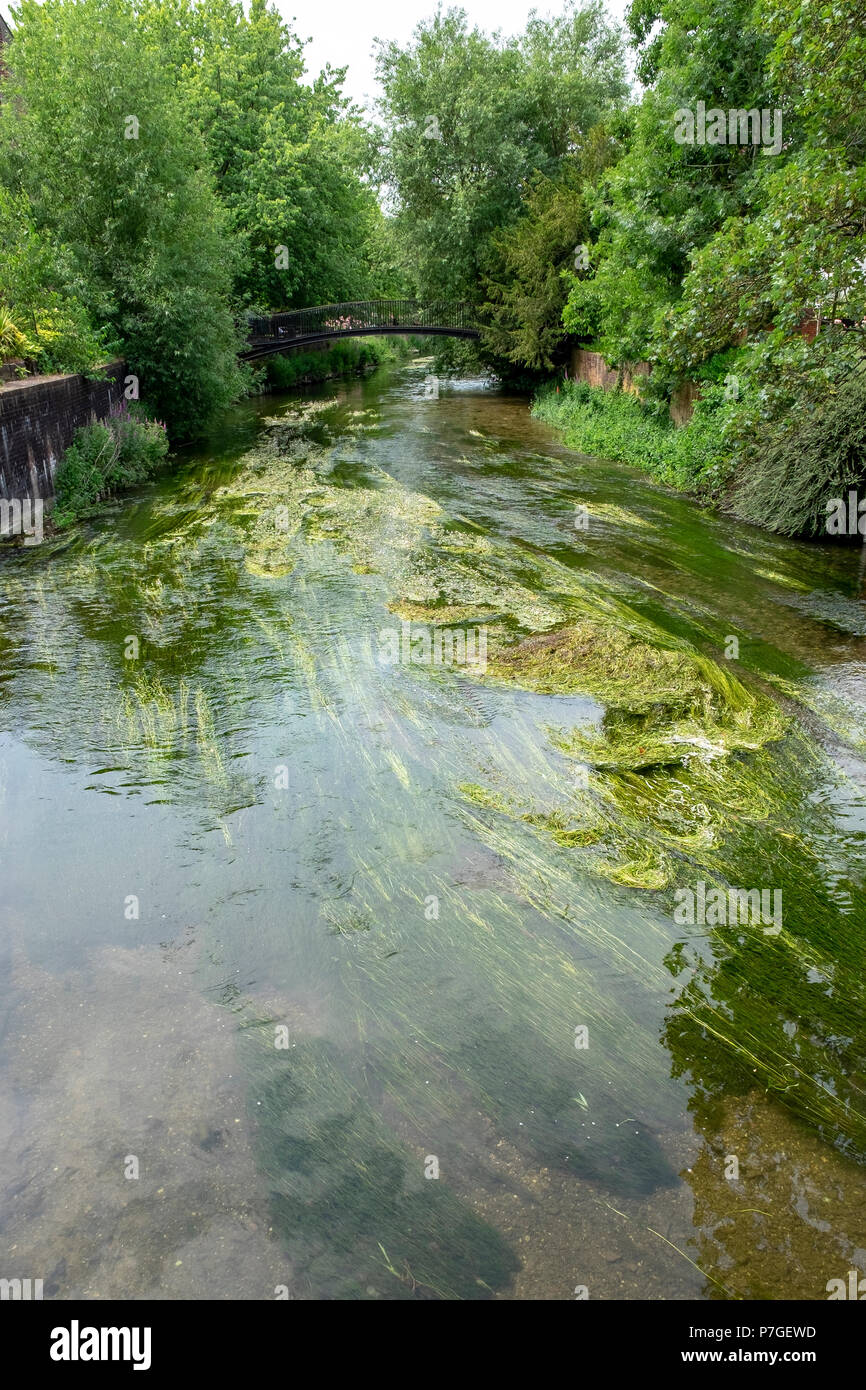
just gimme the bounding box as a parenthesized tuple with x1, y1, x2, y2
(54, 402, 169, 525)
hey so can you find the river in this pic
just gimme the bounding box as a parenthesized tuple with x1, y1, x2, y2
(1, 357, 864, 1300)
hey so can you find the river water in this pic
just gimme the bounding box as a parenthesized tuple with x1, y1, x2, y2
(1, 358, 865, 1300)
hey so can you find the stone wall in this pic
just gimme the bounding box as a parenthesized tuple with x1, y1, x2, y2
(571, 316, 820, 425)
(0, 362, 127, 502)
(670, 379, 704, 428)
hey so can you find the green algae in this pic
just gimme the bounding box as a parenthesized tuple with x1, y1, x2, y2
(552, 701, 788, 773)
(521, 805, 606, 849)
(485, 620, 787, 742)
(4, 371, 865, 1303)
(456, 743, 866, 1155)
(460, 783, 606, 849)
(752, 567, 811, 591)
(324, 905, 374, 936)
(583, 502, 655, 530)
(240, 1024, 521, 1299)
(487, 622, 701, 704)
(599, 851, 674, 891)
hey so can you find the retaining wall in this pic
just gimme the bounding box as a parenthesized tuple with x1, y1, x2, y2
(0, 361, 127, 502)
(569, 348, 701, 426)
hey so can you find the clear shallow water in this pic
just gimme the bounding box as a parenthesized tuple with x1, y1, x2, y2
(1, 359, 865, 1300)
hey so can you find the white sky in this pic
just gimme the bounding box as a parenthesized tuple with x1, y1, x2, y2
(277, 0, 633, 112)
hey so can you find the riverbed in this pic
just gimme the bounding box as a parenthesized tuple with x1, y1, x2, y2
(1, 358, 864, 1299)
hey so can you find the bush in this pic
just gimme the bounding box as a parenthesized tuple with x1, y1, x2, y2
(0, 305, 36, 365)
(0, 0, 243, 436)
(54, 403, 169, 523)
(0, 190, 112, 375)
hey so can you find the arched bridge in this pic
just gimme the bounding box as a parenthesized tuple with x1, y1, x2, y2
(241, 300, 479, 360)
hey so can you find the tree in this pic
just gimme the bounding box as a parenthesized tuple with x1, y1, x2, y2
(557, 0, 866, 534)
(660, 0, 866, 378)
(481, 125, 623, 372)
(375, 2, 627, 315)
(0, 0, 245, 436)
(138, 0, 384, 310)
(562, 0, 782, 367)
(0, 188, 111, 372)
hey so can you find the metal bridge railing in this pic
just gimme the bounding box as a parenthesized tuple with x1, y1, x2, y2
(246, 300, 478, 343)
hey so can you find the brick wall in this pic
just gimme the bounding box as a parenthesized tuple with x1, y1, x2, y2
(569, 349, 651, 396)
(570, 347, 701, 426)
(570, 316, 821, 427)
(670, 379, 704, 428)
(0, 362, 127, 502)
(0, 10, 11, 82)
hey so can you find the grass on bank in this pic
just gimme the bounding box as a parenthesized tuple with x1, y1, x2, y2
(534, 368, 866, 539)
(532, 379, 731, 500)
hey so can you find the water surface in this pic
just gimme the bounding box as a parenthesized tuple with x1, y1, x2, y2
(1, 359, 865, 1299)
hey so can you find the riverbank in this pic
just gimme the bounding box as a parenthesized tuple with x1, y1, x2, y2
(257, 336, 415, 393)
(533, 379, 732, 507)
(533, 376, 866, 545)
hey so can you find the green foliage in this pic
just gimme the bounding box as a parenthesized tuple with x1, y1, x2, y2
(137, 0, 385, 309)
(0, 306, 34, 365)
(361, 217, 418, 300)
(549, 0, 866, 536)
(0, 188, 112, 373)
(533, 379, 732, 495)
(480, 128, 621, 372)
(727, 366, 866, 537)
(0, 0, 245, 437)
(375, 1, 627, 315)
(563, 0, 778, 367)
(657, 1, 866, 383)
(0, 0, 389, 434)
(261, 338, 408, 391)
(655, 0, 866, 535)
(54, 406, 170, 523)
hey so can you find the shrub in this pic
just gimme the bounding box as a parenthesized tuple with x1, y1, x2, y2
(54, 402, 169, 523)
(262, 337, 407, 391)
(0, 305, 36, 365)
(0, 190, 112, 375)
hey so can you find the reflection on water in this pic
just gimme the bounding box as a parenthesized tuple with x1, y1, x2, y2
(1, 360, 864, 1299)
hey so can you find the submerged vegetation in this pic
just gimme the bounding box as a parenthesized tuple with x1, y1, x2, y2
(148, 401, 865, 1171)
(2, 363, 865, 1298)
